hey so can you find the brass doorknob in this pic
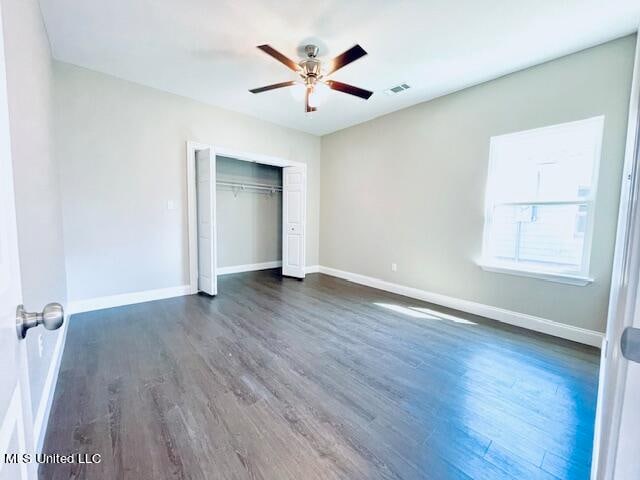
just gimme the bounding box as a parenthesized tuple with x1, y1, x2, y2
(16, 303, 64, 339)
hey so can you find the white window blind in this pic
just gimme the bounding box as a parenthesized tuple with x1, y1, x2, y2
(480, 117, 604, 284)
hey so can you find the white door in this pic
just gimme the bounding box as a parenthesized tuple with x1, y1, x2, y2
(597, 233, 640, 479)
(0, 3, 36, 477)
(591, 33, 640, 480)
(282, 165, 306, 278)
(613, 329, 640, 478)
(195, 148, 217, 295)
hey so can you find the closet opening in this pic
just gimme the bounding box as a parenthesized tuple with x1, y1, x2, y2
(186, 142, 307, 296)
(216, 156, 283, 277)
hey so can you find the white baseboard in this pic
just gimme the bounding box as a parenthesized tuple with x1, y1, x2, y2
(215, 262, 319, 276)
(33, 314, 70, 453)
(318, 266, 603, 347)
(217, 261, 282, 275)
(68, 285, 191, 315)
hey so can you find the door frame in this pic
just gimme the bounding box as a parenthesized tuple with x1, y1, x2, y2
(186, 141, 306, 293)
(592, 29, 640, 479)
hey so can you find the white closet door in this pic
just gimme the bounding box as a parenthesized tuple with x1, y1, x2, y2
(282, 165, 306, 278)
(196, 148, 217, 295)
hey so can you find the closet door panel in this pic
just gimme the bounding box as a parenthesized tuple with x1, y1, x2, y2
(195, 148, 217, 295)
(282, 166, 306, 278)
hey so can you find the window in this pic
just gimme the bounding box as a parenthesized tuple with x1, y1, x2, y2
(480, 117, 604, 285)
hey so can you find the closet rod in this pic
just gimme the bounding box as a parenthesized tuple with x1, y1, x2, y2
(216, 180, 282, 192)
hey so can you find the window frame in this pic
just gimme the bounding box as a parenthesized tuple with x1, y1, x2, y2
(479, 116, 605, 286)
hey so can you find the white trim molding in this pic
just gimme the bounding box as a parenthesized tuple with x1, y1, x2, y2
(215, 146, 305, 169)
(305, 265, 320, 274)
(318, 266, 603, 347)
(33, 315, 69, 454)
(217, 261, 282, 275)
(479, 262, 593, 286)
(68, 285, 191, 315)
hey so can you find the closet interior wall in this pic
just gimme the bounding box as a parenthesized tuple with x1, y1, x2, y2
(216, 156, 283, 269)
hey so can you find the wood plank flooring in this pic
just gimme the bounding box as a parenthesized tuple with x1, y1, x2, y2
(41, 270, 599, 479)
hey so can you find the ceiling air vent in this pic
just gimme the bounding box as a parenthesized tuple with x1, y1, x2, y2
(384, 83, 411, 95)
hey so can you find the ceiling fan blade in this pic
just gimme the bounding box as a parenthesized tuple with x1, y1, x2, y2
(249, 81, 296, 94)
(257, 45, 300, 72)
(326, 80, 373, 100)
(326, 44, 368, 75)
(305, 88, 317, 113)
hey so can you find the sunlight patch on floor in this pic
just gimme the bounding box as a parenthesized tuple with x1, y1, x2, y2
(374, 303, 477, 325)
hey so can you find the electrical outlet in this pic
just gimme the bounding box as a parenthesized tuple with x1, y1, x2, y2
(391, 263, 397, 272)
(38, 334, 44, 357)
(167, 200, 175, 211)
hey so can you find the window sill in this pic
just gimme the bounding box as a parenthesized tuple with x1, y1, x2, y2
(478, 263, 593, 286)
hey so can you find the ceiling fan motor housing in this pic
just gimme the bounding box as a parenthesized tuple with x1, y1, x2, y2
(300, 45, 321, 85)
(300, 59, 321, 82)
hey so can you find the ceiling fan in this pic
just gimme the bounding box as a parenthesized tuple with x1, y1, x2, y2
(249, 43, 373, 113)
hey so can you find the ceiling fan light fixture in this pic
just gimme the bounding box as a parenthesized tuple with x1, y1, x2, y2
(308, 82, 329, 108)
(290, 82, 306, 101)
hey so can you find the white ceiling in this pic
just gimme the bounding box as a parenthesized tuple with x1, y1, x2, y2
(39, 0, 640, 136)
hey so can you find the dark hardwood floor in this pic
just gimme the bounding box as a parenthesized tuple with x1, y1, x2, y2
(41, 270, 599, 480)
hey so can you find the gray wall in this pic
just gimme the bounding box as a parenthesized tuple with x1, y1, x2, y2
(54, 62, 320, 302)
(216, 156, 282, 268)
(320, 35, 636, 333)
(2, 0, 67, 417)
